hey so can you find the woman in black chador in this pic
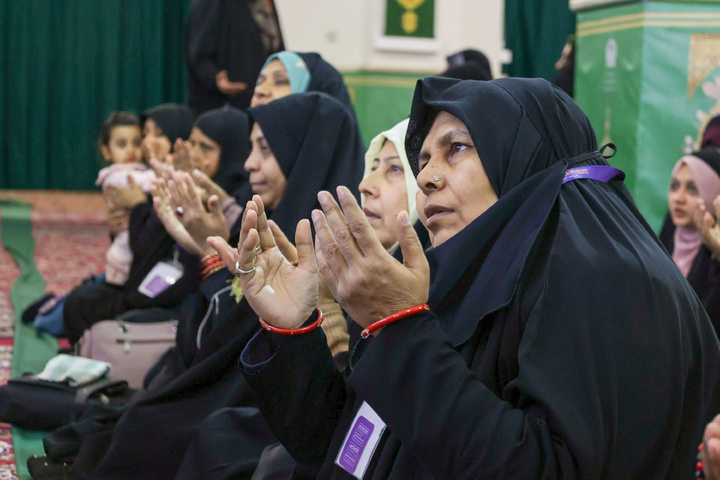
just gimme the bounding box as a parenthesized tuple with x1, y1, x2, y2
(233, 77, 720, 479)
(42, 92, 363, 480)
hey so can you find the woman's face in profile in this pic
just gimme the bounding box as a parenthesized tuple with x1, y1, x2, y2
(188, 127, 221, 179)
(669, 163, 700, 228)
(244, 123, 287, 210)
(415, 111, 498, 246)
(359, 141, 409, 250)
(141, 118, 172, 162)
(251, 59, 292, 108)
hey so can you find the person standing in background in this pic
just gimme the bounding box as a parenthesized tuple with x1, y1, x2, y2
(185, 0, 284, 116)
(552, 35, 575, 98)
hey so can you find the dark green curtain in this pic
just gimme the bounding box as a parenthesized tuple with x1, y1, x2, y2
(504, 0, 576, 80)
(0, 0, 191, 190)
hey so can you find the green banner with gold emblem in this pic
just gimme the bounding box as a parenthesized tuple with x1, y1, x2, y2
(575, 1, 720, 232)
(385, 0, 434, 38)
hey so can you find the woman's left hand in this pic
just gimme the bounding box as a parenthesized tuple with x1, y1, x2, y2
(104, 176, 146, 209)
(313, 186, 430, 331)
(210, 196, 319, 328)
(168, 171, 230, 256)
(193, 169, 230, 203)
(172, 138, 195, 173)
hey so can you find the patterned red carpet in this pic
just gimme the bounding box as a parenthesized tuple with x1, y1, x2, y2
(0, 192, 109, 479)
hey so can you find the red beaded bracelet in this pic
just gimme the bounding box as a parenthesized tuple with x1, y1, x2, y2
(361, 304, 430, 339)
(258, 308, 324, 335)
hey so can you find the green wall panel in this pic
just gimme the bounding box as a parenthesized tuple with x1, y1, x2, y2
(343, 71, 426, 147)
(576, 1, 720, 231)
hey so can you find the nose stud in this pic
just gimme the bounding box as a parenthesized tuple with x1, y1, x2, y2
(433, 175, 441, 182)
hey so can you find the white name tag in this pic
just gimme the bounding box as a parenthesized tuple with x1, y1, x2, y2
(335, 401, 387, 479)
(138, 260, 183, 298)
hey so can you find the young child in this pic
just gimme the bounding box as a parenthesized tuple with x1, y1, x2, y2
(96, 112, 156, 285)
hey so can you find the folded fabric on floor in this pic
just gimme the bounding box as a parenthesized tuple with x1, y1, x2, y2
(35, 355, 111, 387)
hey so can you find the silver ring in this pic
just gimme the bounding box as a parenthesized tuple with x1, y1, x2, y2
(433, 175, 441, 182)
(165, 205, 172, 211)
(235, 261, 256, 275)
(254, 245, 261, 253)
(176, 206, 184, 215)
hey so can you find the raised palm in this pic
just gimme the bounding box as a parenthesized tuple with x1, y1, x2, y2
(210, 196, 319, 328)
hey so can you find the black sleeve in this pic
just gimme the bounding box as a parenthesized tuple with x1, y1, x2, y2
(346, 310, 578, 479)
(186, 0, 222, 94)
(239, 327, 346, 463)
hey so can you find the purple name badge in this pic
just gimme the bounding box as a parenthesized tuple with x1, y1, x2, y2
(337, 416, 374, 474)
(563, 165, 624, 184)
(143, 276, 169, 297)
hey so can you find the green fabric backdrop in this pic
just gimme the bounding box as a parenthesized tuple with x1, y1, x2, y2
(504, 0, 576, 80)
(0, 0, 191, 191)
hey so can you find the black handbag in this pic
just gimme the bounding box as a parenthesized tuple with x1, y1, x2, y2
(0, 374, 131, 430)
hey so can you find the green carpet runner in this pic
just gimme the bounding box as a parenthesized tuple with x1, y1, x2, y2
(1, 199, 60, 480)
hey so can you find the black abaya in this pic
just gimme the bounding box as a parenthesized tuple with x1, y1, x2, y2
(185, 0, 270, 114)
(239, 77, 720, 479)
(50, 92, 365, 480)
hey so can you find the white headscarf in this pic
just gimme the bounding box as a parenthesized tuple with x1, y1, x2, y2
(362, 118, 419, 229)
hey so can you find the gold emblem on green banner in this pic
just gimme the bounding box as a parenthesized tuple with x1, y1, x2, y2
(385, 0, 434, 38)
(688, 34, 720, 100)
(398, 0, 423, 34)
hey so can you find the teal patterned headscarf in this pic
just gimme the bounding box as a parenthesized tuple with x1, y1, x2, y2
(259, 52, 311, 93)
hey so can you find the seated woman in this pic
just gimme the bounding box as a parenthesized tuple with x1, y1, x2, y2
(659, 148, 720, 335)
(170, 105, 254, 233)
(45, 92, 364, 480)
(347, 118, 429, 345)
(62, 103, 196, 345)
(193, 50, 363, 223)
(251, 51, 355, 119)
(234, 77, 720, 478)
(172, 117, 425, 479)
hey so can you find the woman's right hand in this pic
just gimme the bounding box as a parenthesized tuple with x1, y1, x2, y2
(208, 195, 319, 329)
(693, 197, 720, 258)
(701, 414, 720, 479)
(151, 178, 204, 256)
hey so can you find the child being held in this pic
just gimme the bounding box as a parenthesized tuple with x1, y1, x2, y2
(96, 112, 156, 285)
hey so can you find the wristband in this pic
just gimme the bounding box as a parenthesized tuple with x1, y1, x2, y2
(200, 263, 225, 280)
(259, 308, 324, 335)
(200, 253, 222, 269)
(361, 304, 429, 339)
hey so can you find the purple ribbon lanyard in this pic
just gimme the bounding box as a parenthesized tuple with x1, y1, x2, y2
(563, 165, 625, 184)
